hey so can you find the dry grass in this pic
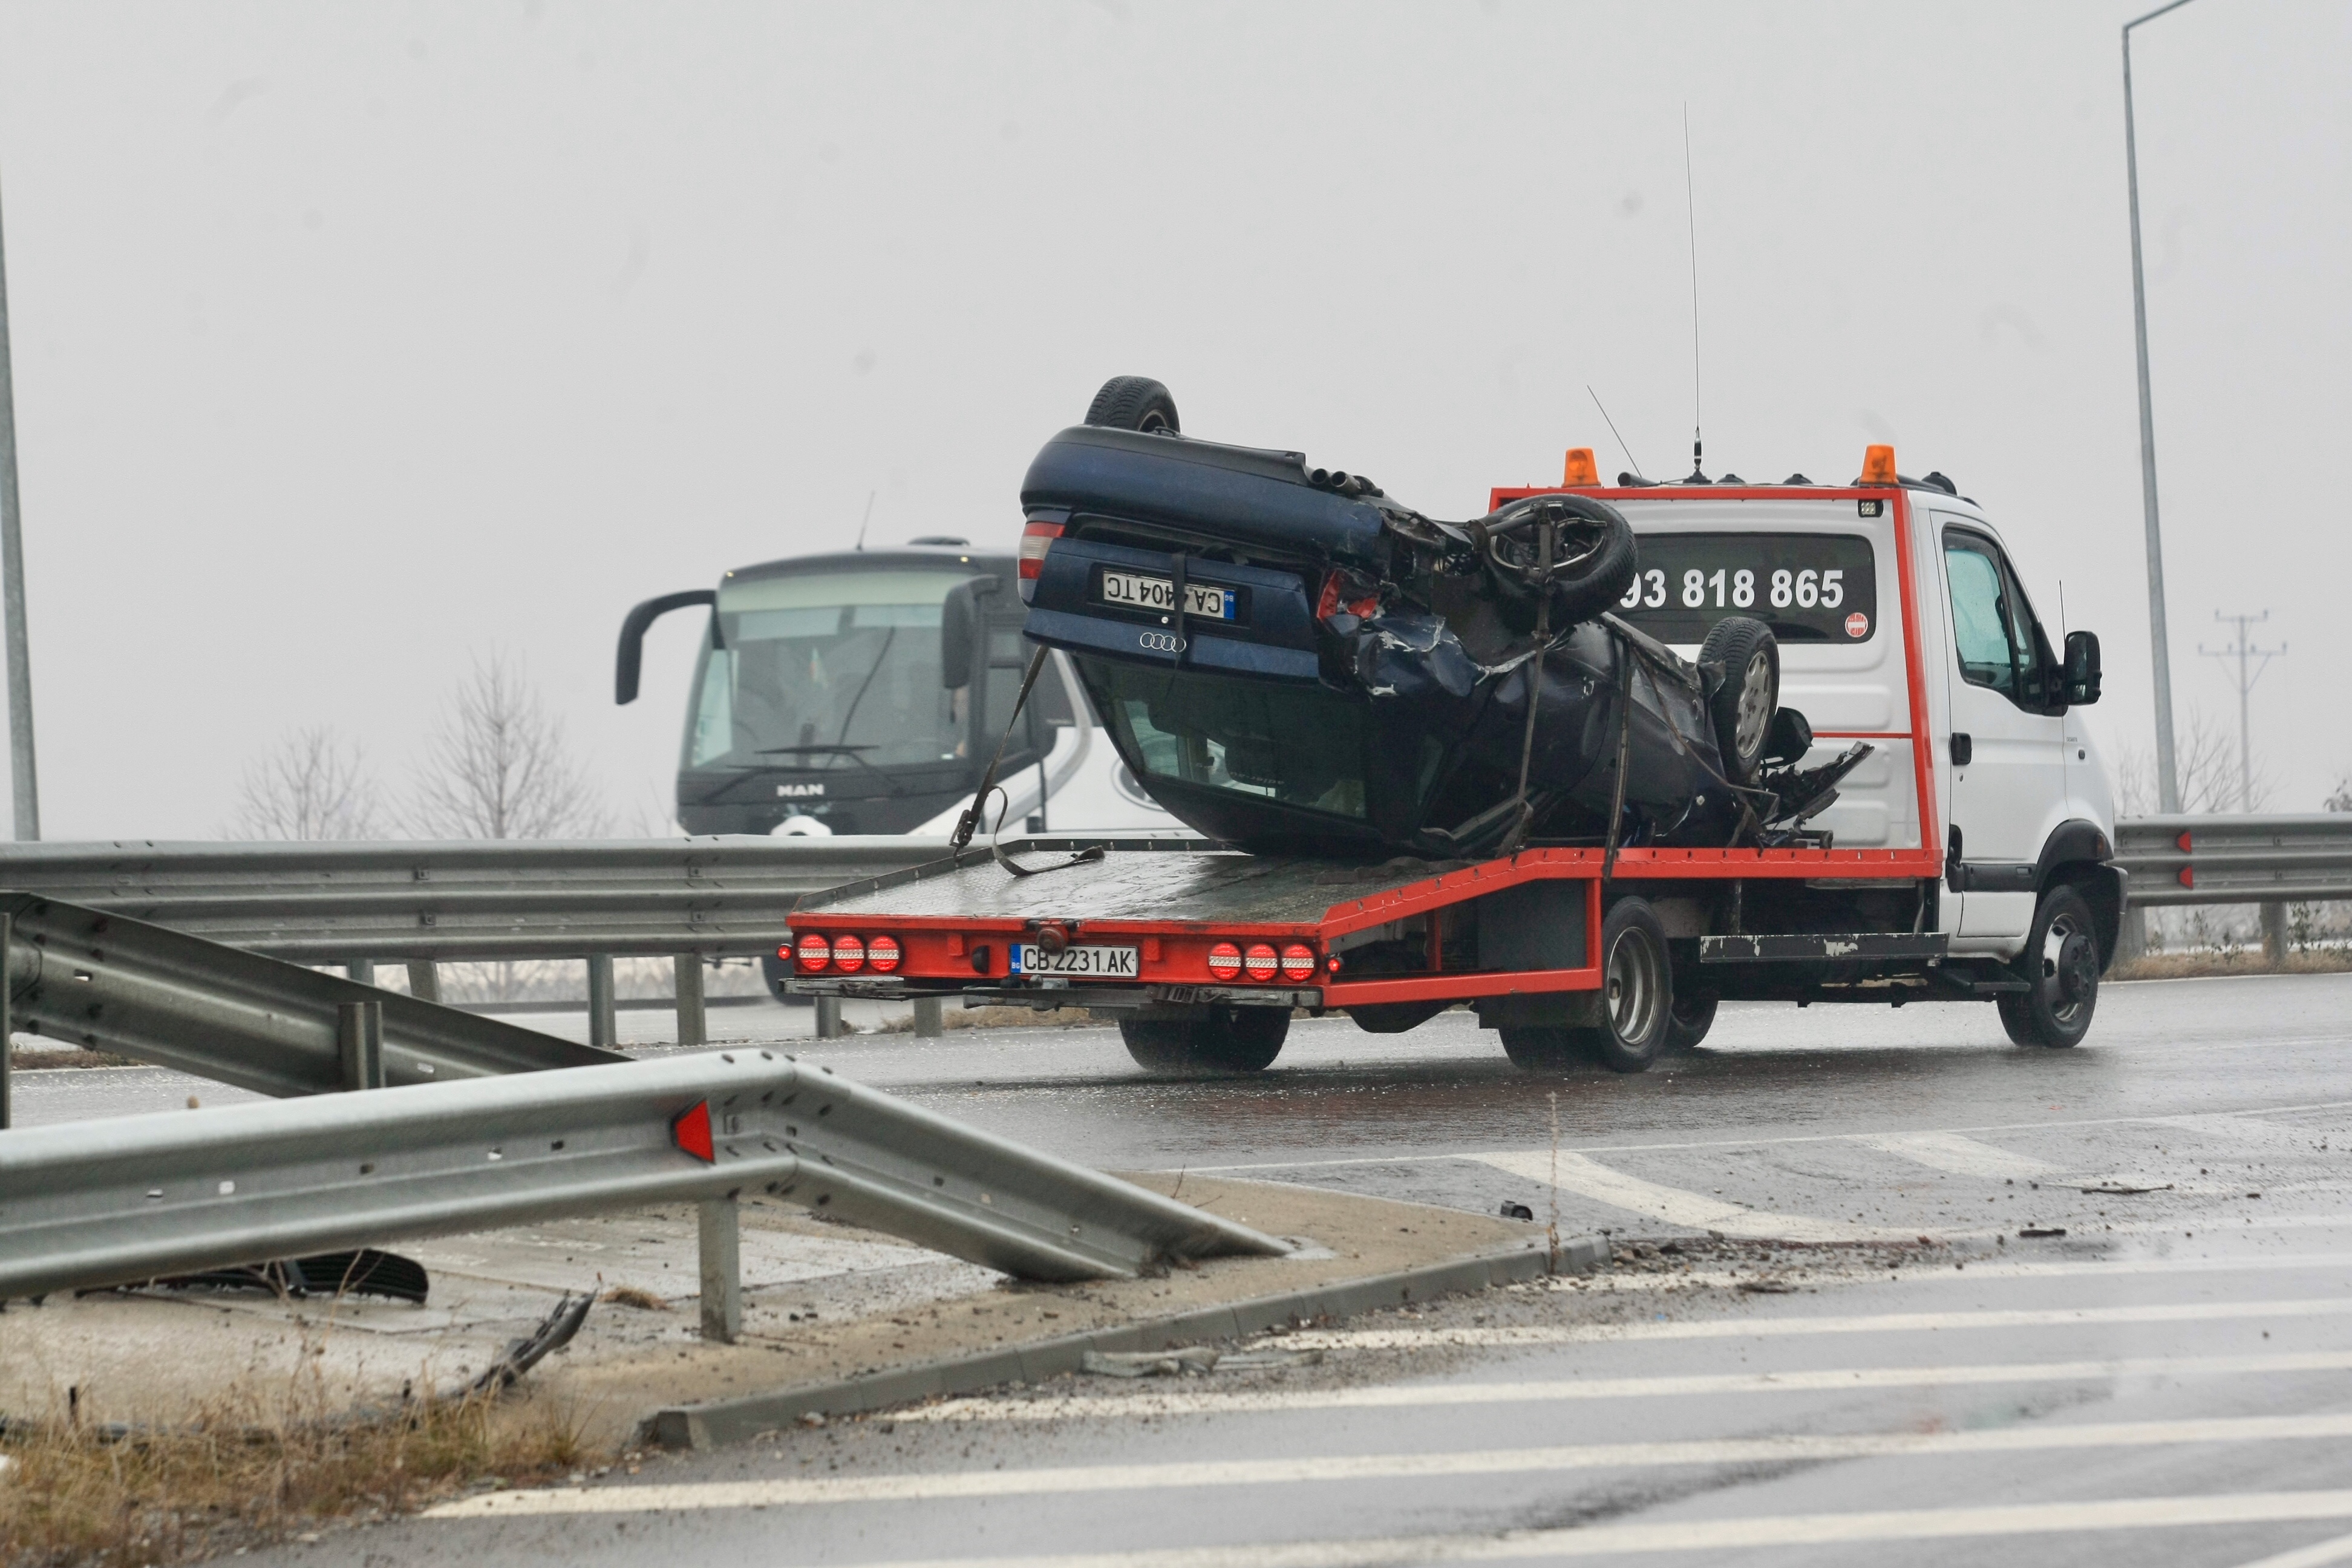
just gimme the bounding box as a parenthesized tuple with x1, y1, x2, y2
(598, 1285, 671, 1312)
(2111, 949, 2352, 982)
(0, 1373, 605, 1566)
(7, 1047, 148, 1071)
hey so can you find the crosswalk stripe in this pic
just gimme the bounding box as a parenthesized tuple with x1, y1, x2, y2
(1284, 1295, 2352, 1350)
(522, 1491, 2352, 1565)
(425, 1413, 2352, 1516)
(1855, 1130, 2063, 1180)
(1472, 1150, 1875, 1240)
(901, 1350, 2352, 1423)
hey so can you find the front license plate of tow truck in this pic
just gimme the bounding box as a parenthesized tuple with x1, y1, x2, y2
(1010, 944, 1140, 978)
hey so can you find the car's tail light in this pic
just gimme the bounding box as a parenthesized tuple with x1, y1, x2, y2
(1018, 518, 1063, 602)
(1279, 943, 1316, 981)
(832, 935, 866, 973)
(1206, 941, 1243, 980)
(1244, 942, 1279, 979)
(1315, 570, 1379, 623)
(866, 934, 902, 973)
(794, 933, 831, 973)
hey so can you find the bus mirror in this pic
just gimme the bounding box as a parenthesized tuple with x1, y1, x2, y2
(615, 589, 716, 704)
(2065, 630, 2102, 706)
(941, 583, 976, 690)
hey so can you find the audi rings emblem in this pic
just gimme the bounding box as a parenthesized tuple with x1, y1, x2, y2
(1138, 630, 1187, 653)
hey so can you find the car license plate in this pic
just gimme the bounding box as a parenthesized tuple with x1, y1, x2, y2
(1010, 944, 1140, 978)
(1097, 570, 1236, 622)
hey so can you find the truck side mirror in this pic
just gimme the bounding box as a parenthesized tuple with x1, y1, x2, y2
(2064, 630, 2102, 706)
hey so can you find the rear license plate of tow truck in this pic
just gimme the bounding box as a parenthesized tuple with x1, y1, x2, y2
(1010, 944, 1140, 978)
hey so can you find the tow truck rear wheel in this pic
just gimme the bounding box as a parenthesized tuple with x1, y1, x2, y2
(1664, 989, 1717, 1053)
(1499, 899, 1674, 1074)
(1998, 883, 2100, 1048)
(1119, 1005, 1288, 1074)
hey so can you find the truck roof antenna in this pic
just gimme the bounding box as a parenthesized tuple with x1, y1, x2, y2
(1588, 385, 1644, 481)
(854, 489, 876, 551)
(1682, 105, 1706, 484)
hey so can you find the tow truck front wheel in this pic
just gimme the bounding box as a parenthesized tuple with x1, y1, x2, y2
(1998, 884, 2100, 1048)
(1120, 1005, 1289, 1075)
(1500, 898, 1674, 1074)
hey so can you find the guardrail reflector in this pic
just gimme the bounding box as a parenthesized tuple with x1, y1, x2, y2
(2178, 831, 2194, 853)
(672, 1100, 716, 1163)
(2178, 867, 2196, 889)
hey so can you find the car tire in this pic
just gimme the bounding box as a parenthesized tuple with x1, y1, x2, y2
(758, 952, 815, 1007)
(1120, 1005, 1287, 1073)
(1346, 1000, 1451, 1034)
(1999, 884, 2100, 1048)
(1543, 502, 1641, 626)
(1085, 376, 1182, 435)
(1699, 617, 1780, 785)
(1664, 988, 1717, 1053)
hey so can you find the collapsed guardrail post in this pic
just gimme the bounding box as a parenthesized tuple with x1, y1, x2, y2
(587, 953, 618, 1049)
(336, 1001, 385, 1091)
(697, 1194, 740, 1343)
(675, 955, 707, 1048)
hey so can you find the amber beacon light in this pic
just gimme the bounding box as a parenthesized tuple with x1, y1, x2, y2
(1860, 444, 1898, 486)
(1562, 447, 1600, 487)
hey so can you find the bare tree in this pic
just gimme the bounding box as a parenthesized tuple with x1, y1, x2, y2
(2327, 776, 2351, 814)
(407, 652, 611, 840)
(224, 725, 385, 840)
(2111, 707, 2271, 817)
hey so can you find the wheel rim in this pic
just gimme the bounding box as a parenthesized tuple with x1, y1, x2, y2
(1604, 926, 1664, 1045)
(2039, 910, 2093, 1025)
(1733, 650, 1774, 758)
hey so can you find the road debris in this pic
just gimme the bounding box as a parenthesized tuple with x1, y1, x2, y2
(2017, 1227, 2068, 1239)
(2077, 1183, 2174, 1195)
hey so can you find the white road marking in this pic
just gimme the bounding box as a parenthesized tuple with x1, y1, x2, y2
(1283, 1296, 2352, 1350)
(1856, 1130, 2063, 1180)
(1548, 1250, 2352, 1292)
(2236, 1530, 2352, 1568)
(430, 1417, 2352, 1515)
(1472, 1150, 1876, 1241)
(903, 1350, 2352, 1423)
(566, 1491, 2352, 1566)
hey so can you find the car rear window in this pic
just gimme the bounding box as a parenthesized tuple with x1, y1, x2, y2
(1612, 531, 1878, 645)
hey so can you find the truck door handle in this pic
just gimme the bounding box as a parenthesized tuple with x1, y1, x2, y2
(1950, 733, 1973, 766)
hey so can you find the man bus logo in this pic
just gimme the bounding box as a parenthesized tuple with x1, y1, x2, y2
(776, 783, 827, 798)
(1138, 631, 1187, 653)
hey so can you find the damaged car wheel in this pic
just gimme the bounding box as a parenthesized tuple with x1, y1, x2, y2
(1084, 376, 1181, 435)
(1699, 616, 1780, 785)
(1120, 1005, 1287, 1073)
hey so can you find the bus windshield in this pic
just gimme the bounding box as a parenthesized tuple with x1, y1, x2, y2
(684, 568, 981, 771)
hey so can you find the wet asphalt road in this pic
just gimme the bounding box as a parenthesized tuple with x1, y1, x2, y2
(26, 971, 2352, 1566)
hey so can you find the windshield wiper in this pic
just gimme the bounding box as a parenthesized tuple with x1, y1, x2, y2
(751, 743, 905, 795)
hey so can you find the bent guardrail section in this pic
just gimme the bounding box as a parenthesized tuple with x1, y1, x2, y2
(0, 1050, 1289, 1300)
(2, 893, 618, 1098)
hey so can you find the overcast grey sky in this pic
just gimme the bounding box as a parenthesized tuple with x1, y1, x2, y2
(0, 0, 2345, 838)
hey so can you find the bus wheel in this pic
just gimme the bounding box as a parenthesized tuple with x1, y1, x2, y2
(1999, 884, 2099, 1048)
(1120, 1005, 1287, 1074)
(1573, 898, 1674, 1073)
(1664, 989, 1717, 1053)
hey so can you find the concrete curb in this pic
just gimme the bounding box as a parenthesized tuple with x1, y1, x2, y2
(645, 1233, 1608, 1449)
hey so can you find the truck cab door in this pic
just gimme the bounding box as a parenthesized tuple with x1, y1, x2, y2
(1938, 523, 2065, 938)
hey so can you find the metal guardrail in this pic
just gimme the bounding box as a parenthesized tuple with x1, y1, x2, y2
(1, 893, 618, 1100)
(0, 836, 944, 962)
(0, 1049, 1289, 1304)
(2113, 815, 2352, 908)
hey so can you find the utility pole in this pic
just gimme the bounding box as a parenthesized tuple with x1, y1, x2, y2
(0, 174, 36, 840)
(2125, 0, 2198, 814)
(2200, 610, 2283, 812)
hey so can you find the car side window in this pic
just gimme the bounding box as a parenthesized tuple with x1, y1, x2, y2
(1944, 534, 2017, 697)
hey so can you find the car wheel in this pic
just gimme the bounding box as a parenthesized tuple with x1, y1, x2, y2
(1120, 1005, 1287, 1073)
(1999, 884, 2100, 1048)
(1085, 376, 1181, 435)
(1699, 617, 1780, 786)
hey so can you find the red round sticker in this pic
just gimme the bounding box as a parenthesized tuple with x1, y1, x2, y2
(1845, 612, 1870, 639)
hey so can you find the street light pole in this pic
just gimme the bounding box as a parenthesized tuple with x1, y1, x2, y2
(0, 174, 38, 841)
(2124, 0, 2197, 815)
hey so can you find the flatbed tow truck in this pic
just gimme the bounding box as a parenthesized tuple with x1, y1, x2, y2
(786, 391, 2121, 1076)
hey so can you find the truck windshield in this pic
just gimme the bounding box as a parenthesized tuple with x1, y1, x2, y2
(1081, 661, 1371, 819)
(684, 569, 979, 771)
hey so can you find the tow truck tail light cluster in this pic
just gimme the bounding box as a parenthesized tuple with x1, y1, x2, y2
(1243, 943, 1278, 978)
(1206, 941, 1243, 980)
(1018, 518, 1065, 603)
(790, 932, 903, 974)
(1279, 943, 1316, 980)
